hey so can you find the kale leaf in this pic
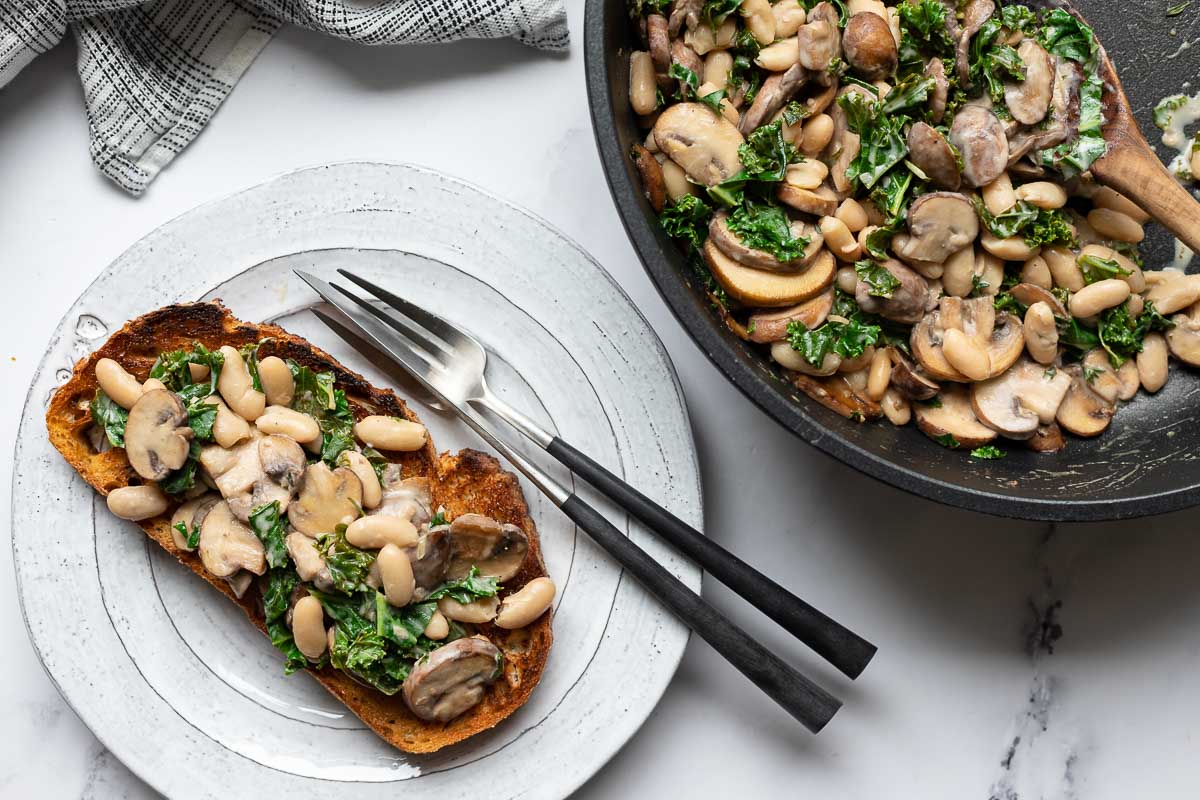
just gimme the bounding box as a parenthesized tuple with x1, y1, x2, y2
(660, 195, 714, 252)
(1078, 253, 1129, 285)
(1037, 9, 1097, 64)
(970, 445, 1007, 459)
(249, 501, 290, 570)
(90, 389, 128, 448)
(315, 526, 377, 595)
(727, 199, 810, 262)
(425, 566, 502, 603)
(855, 260, 902, 298)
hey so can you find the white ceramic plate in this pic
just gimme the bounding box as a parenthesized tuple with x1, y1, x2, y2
(12, 163, 701, 799)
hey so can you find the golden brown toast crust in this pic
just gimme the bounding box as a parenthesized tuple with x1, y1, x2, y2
(45, 301, 552, 754)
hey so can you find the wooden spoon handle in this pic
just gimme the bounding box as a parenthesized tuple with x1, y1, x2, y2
(1091, 137, 1200, 255)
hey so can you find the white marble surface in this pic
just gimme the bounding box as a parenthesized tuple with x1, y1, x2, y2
(1, 5, 1198, 798)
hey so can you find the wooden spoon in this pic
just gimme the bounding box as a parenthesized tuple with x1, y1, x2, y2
(1067, 9, 1200, 253)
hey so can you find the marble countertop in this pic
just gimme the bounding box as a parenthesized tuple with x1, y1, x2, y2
(2, 4, 1198, 797)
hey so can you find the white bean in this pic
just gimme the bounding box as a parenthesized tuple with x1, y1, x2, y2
(142, 378, 167, 393)
(662, 158, 694, 201)
(820, 215, 862, 262)
(95, 358, 144, 410)
(204, 396, 251, 449)
(839, 345, 875, 374)
(257, 356, 295, 407)
(704, 50, 733, 90)
(292, 595, 327, 660)
(982, 173, 1016, 216)
(1145, 273, 1200, 314)
(377, 544, 415, 607)
(1087, 208, 1144, 243)
(1137, 333, 1169, 392)
(836, 198, 869, 233)
(217, 346, 266, 422)
(942, 329, 990, 380)
(338, 450, 383, 509)
(423, 610, 449, 640)
(741, 0, 776, 44)
(1015, 181, 1068, 209)
(1020, 255, 1053, 289)
(976, 252, 1004, 297)
(256, 405, 320, 443)
(756, 37, 800, 71)
(345, 515, 418, 550)
(1070, 279, 1130, 318)
(438, 594, 499, 624)
(714, 17, 737, 46)
(1079, 244, 1144, 293)
(771, 341, 840, 374)
(785, 159, 828, 189)
(355, 415, 427, 451)
(866, 348, 891, 400)
(629, 51, 657, 116)
(772, 0, 806, 37)
(1116, 360, 1140, 400)
(1023, 302, 1058, 364)
(107, 485, 169, 521)
(836, 266, 858, 294)
(942, 246, 975, 298)
(1092, 186, 1150, 223)
(496, 577, 557, 629)
(1043, 246, 1085, 292)
(188, 362, 210, 382)
(800, 114, 834, 156)
(981, 230, 1041, 261)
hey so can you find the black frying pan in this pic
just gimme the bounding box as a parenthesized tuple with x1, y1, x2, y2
(584, 0, 1200, 521)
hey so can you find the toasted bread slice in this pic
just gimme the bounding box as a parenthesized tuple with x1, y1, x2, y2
(45, 301, 552, 753)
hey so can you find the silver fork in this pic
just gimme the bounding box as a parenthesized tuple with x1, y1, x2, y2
(295, 268, 850, 732)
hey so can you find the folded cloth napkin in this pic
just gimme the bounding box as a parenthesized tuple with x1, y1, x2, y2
(1, 0, 568, 195)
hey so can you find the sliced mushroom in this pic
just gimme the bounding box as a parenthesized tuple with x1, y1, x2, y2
(854, 259, 930, 324)
(892, 192, 979, 264)
(704, 240, 835, 307)
(777, 183, 840, 217)
(841, 11, 897, 79)
(888, 348, 941, 400)
(1081, 350, 1124, 404)
(915, 384, 997, 448)
(738, 62, 809, 134)
(199, 430, 303, 522)
(653, 103, 745, 186)
(955, 0, 996, 85)
(1167, 307, 1200, 366)
(709, 211, 823, 272)
(911, 297, 1024, 382)
(124, 389, 193, 481)
(402, 637, 503, 723)
(198, 500, 266, 578)
(1004, 40, 1054, 125)
(647, 13, 670, 73)
(286, 530, 333, 591)
(406, 526, 453, 595)
(828, 87, 865, 193)
(747, 288, 834, 342)
(970, 358, 1072, 439)
(631, 144, 666, 213)
(949, 105, 1008, 188)
(796, 19, 840, 73)
(788, 373, 883, 421)
(1055, 365, 1115, 437)
(667, 0, 702, 36)
(373, 474, 434, 528)
(1026, 422, 1066, 453)
(906, 123, 961, 190)
(925, 57, 949, 124)
(446, 514, 530, 583)
(170, 494, 219, 551)
(258, 434, 306, 491)
(670, 39, 703, 92)
(287, 462, 363, 537)
(1008, 282, 1068, 317)
(226, 571, 254, 599)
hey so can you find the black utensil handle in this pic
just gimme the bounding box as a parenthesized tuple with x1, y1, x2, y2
(559, 494, 841, 733)
(548, 437, 877, 679)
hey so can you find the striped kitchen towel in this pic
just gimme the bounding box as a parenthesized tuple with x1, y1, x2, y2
(0, 0, 568, 195)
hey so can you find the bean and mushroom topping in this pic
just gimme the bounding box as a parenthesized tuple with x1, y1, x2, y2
(88, 341, 555, 721)
(627, 0, 1192, 458)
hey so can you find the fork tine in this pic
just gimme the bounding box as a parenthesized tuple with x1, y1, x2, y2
(330, 275, 458, 363)
(326, 282, 446, 372)
(336, 269, 479, 354)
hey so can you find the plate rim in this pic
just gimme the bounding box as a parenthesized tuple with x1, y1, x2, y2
(12, 161, 703, 797)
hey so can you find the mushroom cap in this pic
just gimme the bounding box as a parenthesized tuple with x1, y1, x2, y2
(1055, 366, 1115, 437)
(747, 289, 834, 343)
(402, 637, 503, 722)
(894, 192, 979, 264)
(125, 389, 192, 481)
(906, 123, 962, 190)
(287, 462, 364, 536)
(198, 500, 267, 578)
(788, 372, 882, 421)
(1167, 310, 1200, 366)
(1027, 422, 1066, 453)
(887, 348, 941, 400)
(777, 183, 840, 217)
(841, 11, 897, 80)
(854, 258, 930, 324)
(703, 239, 835, 307)
(631, 144, 666, 214)
(709, 212, 824, 273)
(924, 57, 949, 124)
(911, 297, 1024, 382)
(652, 103, 745, 186)
(914, 384, 998, 448)
(258, 434, 306, 492)
(796, 19, 840, 72)
(1004, 40, 1054, 126)
(949, 105, 1008, 188)
(1009, 283, 1068, 317)
(971, 358, 1072, 439)
(447, 514, 530, 583)
(406, 526, 453, 592)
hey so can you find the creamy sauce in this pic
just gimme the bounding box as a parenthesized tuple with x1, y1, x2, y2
(1154, 92, 1200, 269)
